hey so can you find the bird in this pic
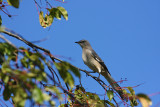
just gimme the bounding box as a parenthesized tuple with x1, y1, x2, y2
(75, 40, 126, 100)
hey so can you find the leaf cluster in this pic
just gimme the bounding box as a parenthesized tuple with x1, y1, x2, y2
(39, 7, 68, 28)
(0, 0, 68, 28)
(0, 43, 56, 106)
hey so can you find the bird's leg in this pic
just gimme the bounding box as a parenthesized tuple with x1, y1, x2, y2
(97, 73, 101, 79)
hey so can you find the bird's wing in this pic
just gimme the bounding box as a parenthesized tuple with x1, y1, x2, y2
(91, 50, 111, 75)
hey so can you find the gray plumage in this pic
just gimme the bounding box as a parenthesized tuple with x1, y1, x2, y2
(75, 40, 126, 100)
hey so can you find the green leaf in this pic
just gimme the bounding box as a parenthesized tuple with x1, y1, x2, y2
(0, 15, 2, 26)
(20, 56, 28, 68)
(137, 93, 152, 107)
(107, 90, 114, 101)
(0, 26, 5, 32)
(3, 85, 11, 100)
(32, 88, 43, 104)
(12, 88, 27, 107)
(48, 8, 61, 20)
(59, 104, 68, 107)
(49, 100, 55, 106)
(48, 7, 68, 21)
(103, 100, 115, 107)
(42, 93, 51, 101)
(57, 7, 68, 20)
(54, 62, 75, 88)
(7, 0, 19, 8)
(69, 65, 81, 78)
(3, 75, 9, 84)
(2, 62, 11, 73)
(127, 87, 135, 95)
(27, 72, 36, 77)
(127, 87, 138, 106)
(65, 72, 74, 88)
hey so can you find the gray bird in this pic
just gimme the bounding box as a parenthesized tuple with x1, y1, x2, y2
(75, 40, 126, 100)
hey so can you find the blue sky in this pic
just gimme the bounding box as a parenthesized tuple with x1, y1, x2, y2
(1, 0, 160, 106)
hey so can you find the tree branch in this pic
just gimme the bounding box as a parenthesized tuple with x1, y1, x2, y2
(0, 34, 16, 48)
(1, 28, 118, 106)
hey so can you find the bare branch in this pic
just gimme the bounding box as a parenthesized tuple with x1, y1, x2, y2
(0, 34, 16, 48)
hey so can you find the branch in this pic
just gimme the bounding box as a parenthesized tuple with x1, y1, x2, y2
(0, 34, 16, 48)
(1, 28, 118, 106)
(1, 27, 110, 90)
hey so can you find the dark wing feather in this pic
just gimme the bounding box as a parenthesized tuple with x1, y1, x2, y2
(91, 50, 111, 75)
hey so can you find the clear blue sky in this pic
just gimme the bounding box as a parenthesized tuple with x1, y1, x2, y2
(1, 0, 160, 106)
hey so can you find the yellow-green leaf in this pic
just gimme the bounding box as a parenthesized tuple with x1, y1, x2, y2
(32, 88, 43, 104)
(57, 7, 68, 20)
(127, 87, 135, 95)
(39, 11, 53, 28)
(54, 62, 75, 88)
(137, 93, 152, 107)
(7, 0, 19, 8)
(69, 64, 81, 78)
(107, 90, 114, 101)
(103, 100, 115, 107)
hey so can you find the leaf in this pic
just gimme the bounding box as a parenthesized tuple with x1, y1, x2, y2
(3, 75, 9, 84)
(0, 26, 5, 32)
(57, 7, 68, 20)
(49, 100, 55, 106)
(2, 62, 11, 73)
(55, 9, 61, 20)
(69, 64, 81, 78)
(48, 7, 68, 21)
(104, 100, 115, 107)
(12, 88, 27, 107)
(3, 85, 11, 100)
(54, 62, 75, 88)
(107, 90, 114, 101)
(137, 93, 152, 107)
(21, 56, 28, 68)
(127, 87, 135, 95)
(39, 11, 53, 28)
(127, 87, 138, 106)
(42, 93, 51, 101)
(48, 8, 61, 20)
(7, 0, 19, 8)
(32, 88, 43, 104)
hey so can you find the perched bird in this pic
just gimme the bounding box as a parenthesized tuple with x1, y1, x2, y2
(75, 40, 126, 100)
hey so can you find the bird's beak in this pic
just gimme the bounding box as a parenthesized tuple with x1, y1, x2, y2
(75, 41, 79, 44)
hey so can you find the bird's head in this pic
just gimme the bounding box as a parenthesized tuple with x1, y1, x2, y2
(75, 40, 91, 49)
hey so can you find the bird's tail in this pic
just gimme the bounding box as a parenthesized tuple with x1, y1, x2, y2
(101, 71, 127, 101)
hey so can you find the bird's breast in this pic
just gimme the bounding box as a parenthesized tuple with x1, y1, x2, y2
(82, 49, 101, 72)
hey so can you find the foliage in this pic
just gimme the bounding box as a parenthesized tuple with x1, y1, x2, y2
(39, 7, 68, 28)
(0, 0, 68, 28)
(0, 0, 153, 106)
(7, 0, 19, 8)
(137, 93, 152, 107)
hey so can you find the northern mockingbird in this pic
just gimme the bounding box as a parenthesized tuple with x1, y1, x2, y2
(75, 40, 126, 100)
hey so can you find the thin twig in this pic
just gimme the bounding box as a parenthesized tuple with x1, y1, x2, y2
(0, 34, 16, 48)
